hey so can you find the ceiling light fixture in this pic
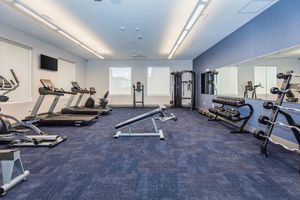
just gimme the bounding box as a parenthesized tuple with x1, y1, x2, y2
(13, 1, 58, 30)
(12, 1, 104, 59)
(57, 30, 80, 45)
(168, 0, 210, 59)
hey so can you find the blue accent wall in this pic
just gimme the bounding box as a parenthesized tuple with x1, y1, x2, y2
(193, 0, 300, 143)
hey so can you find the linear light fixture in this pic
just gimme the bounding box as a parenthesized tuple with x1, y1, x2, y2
(13, 1, 58, 30)
(57, 30, 80, 45)
(12, 0, 104, 59)
(168, 0, 210, 59)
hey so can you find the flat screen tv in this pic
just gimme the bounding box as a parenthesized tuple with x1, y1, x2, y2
(40, 54, 58, 71)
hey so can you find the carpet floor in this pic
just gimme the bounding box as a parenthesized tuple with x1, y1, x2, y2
(1, 107, 300, 200)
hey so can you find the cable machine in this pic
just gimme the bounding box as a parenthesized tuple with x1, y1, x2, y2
(170, 70, 195, 110)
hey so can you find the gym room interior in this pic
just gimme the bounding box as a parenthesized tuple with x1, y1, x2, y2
(1, 0, 300, 199)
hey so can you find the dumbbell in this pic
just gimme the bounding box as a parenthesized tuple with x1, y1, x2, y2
(263, 101, 274, 110)
(270, 87, 281, 95)
(258, 116, 270, 125)
(253, 130, 265, 140)
(0, 95, 9, 102)
(277, 73, 287, 80)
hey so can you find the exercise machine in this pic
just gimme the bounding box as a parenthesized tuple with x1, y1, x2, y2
(243, 81, 263, 99)
(98, 91, 112, 111)
(62, 82, 110, 115)
(170, 70, 195, 110)
(113, 105, 177, 140)
(0, 149, 29, 196)
(26, 79, 97, 126)
(133, 82, 144, 107)
(84, 87, 112, 112)
(0, 70, 67, 147)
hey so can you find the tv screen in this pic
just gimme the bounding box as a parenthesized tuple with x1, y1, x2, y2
(40, 54, 58, 71)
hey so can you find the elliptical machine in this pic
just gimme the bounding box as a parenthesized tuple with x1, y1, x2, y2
(99, 91, 111, 110)
(0, 69, 67, 147)
(85, 87, 112, 111)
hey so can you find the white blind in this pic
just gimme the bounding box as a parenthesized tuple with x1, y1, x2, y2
(147, 67, 170, 96)
(0, 39, 31, 103)
(109, 67, 131, 95)
(254, 66, 277, 94)
(217, 66, 238, 95)
(57, 59, 75, 91)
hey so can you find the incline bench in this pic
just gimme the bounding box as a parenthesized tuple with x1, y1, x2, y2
(113, 105, 177, 140)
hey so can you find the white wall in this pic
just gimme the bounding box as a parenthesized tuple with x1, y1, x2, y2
(86, 60, 193, 106)
(0, 22, 87, 119)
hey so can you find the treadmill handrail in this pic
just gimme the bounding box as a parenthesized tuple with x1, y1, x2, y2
(38, 87, 64, 96)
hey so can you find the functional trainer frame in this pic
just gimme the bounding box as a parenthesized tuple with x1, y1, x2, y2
(113, 105, 177, 140)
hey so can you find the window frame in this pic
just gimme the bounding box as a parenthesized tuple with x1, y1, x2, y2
(0, 37, 32, 104)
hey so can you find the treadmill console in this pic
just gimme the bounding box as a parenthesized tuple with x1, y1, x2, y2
(71, 81, 81, 90)
(40, 79, 55, 91)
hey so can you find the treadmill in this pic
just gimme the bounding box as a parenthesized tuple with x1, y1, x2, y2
(25, 79, 97, 126)
(61, 82, 109, 115)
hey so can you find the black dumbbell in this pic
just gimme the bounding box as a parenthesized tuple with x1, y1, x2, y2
(258, 116, 270, 125)
(277, 73, 287, 79)
(253, 130, 265, 140)
(270, 87, 281, 94)
(0, 95, 9, 102)
(263, 101, 274, 109)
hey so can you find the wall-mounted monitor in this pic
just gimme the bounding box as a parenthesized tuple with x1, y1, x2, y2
(40, 54, 58, 71)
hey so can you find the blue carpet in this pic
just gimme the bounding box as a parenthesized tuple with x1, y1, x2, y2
(1, 107, 300, 200)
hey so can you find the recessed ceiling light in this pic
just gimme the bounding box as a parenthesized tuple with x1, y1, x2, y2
(120, 26, 126, 31)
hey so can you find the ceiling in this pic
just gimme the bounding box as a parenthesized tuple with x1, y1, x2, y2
(0, 0, 279, 60)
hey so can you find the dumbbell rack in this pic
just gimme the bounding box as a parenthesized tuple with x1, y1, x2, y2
(255, 71, 300, 157)
(208, 96, 253, 133)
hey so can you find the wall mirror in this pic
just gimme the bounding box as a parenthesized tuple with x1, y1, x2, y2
(202, 45, 300, 103)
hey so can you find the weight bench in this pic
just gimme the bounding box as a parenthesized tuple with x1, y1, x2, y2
(113, 105, 177, 140)
(0, 149, 30, 196)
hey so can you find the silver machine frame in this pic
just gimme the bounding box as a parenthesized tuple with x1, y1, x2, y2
(114, 116, 165, 140)
(113, 105, 177, 140)
(0, 149, 30, 196)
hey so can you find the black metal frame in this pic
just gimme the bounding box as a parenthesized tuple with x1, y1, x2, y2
(208, 97, 253, 133)
(170, 70, 195, 110)
(258, 71, 297, 155)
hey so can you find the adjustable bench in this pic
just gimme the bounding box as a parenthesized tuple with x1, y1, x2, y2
(113, 105, 177, 140)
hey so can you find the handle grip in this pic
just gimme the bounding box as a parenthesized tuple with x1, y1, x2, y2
(10, 69, 19, 84)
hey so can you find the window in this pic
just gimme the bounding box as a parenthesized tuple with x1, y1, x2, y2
(254, 66, 277, 94)
(147, 67, 170, 96)
(0, 38, 32, 103)
(109, 67, 131, 95)
(57, 59, 75, 91)
(216, 66, 238, 96)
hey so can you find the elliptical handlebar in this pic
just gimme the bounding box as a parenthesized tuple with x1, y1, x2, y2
(0, 69, 20, 95)
(10, 69, 20, 85)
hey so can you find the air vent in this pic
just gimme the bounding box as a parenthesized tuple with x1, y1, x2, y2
(239, 0, 275, 14)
